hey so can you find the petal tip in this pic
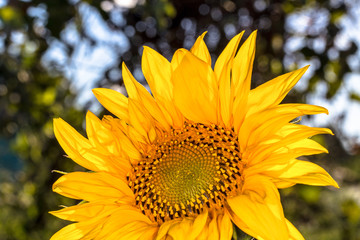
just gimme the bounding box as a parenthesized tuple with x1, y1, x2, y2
(91, 88, 101, 97)
(300, 64, 310, 73)
(332, 180, 340, 189)
(142, 45, 150, 51)
(250, 29, 258, 38)
(142, 45, 156, 55)
(324, 108, 329, 115)
(53, 118, 61, 126)
(53, 118, 66, 132)
(200, 31, 208, 37)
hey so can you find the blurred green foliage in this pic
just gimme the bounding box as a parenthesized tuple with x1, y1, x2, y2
(0, 0, 359, 239)
(0, 1, 85, 239)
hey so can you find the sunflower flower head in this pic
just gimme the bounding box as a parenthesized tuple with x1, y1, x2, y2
(51, 31, 339, 240)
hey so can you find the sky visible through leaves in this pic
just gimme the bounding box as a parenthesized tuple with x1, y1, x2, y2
(23, 0, 360, 146)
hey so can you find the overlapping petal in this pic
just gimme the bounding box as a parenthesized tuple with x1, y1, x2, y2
(86, 111, 119, 155)
(142, 46, 185, 128)
(94, 208, 158, 240)
(190, 32, 212, 66)
(227, 176, 289, 240)
(214, 31, 244, 81)
(196, 210, 233, 240)
(50, 222, 89, 240)
(101, 115, 145, 158)
(156, 210, 209, 240)
(54, 118, 125, 173)
(53, 172, 134, 202)
(239, 103, 328, 153)
(232, 31, 257, 132)
(92, 88, 129, 123)
(246, 66, 309, 117)
(49, 201, 119, 222)
(142, 46, 173, 101)
(122, 62, 172, 131)
(50, 206, 122, 240)
(215, 32, 244, 127)
(128, 98, 157, 143)
(51, 206, 153, 240)
(245, 124, 333, 166)
(268, 159, 339, 188)
(172, 50, 218, 124)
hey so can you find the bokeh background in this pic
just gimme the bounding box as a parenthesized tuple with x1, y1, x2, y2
(1, 0, 360, 239)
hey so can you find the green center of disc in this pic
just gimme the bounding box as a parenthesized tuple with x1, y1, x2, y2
(154, 142, 217, 205)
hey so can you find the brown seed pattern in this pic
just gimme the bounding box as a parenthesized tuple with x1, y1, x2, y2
(127, 122, 243, 224)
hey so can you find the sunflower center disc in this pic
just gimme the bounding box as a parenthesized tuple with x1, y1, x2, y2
(127, 122, 243, 224)
(155, 141, 217, 206)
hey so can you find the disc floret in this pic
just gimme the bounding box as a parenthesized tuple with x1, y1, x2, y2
(127, 122, 244, 223)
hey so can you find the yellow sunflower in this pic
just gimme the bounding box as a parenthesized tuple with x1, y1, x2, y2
(51, 31, 339, 240)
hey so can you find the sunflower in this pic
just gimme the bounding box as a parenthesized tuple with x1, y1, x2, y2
(51, 31, 338, 240)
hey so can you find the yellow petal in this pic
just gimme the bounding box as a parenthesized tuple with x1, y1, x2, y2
(285, 138, 329, 156)
(103, 222, 157, 240)
(51, 206, 138, 240)
(207, 214, 219, 240)
(190, 32, 211, 65)
(49, 201, 119, 222)
(141, 47, 184, 128)
(54, 118, 121, 172)
(245, 138, 329, 177)
(238, 104, 329, 152)
(172, 51, 218, 124)
(107, 119, 143, 161)
(142, 46, 172, 101)
(247, 66, 309, 117)
(214, 31, 244, 81)
(217, 63, 233, 127)
(227, 175, 289, 240)
(94, 208, 157, 240)
(195, 225, 209, 240)
(232, 30, 257, 95)
(166, 219, 193, 240)
(156, 219, 182, 240)
(276, 124, 333, 138)
(122, 62, 172, 131)
(286, 219, 305, 240)
(101, 114, 145, 150)
(268, 159, 339, 188)
(128, 99, 157, 143)
(218, 211, 233, 240)
(196, 210, 233, 240)
(246, 125, 333, 166)
(92, 88, 129, 122)
(52, 172, 134, 201)
(232, 31, 257, 132)
(189, 209, 209, 239)
(86, 111, 120, 156)
(50, 223, 85, 240)
(157, 209, 208, 240)
(50, 205, 118, 240)
(215, 32, 244, 127)
(171, 48, 187, 71)
(157, 96, 184, 129)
